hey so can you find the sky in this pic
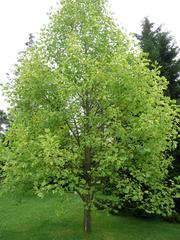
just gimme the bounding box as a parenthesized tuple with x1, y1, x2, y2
(0, 0, 180, 111)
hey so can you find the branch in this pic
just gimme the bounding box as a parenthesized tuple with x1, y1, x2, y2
(72, 116, 81, 141)
(65, 120, 81, 146)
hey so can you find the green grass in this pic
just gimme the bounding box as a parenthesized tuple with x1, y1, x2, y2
(0, 193, 179, 240)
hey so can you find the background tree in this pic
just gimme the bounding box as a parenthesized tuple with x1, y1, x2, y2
(137, 17, 180, 101)
(0, 110, 9, 183)
(137, 18, 180, 216)
(2, 0, 178, 234)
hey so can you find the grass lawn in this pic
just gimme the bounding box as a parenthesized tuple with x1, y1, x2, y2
(0, 193, 179, 240)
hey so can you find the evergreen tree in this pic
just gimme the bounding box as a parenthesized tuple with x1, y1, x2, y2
(138, 17, 180, 101)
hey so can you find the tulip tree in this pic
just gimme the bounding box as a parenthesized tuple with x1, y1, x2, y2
(2, 0, 178, 234)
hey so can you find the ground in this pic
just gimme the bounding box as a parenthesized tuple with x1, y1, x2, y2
(0, 192, 179, 240)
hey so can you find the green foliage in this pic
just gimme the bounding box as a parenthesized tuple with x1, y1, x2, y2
(137, 17, 180, 101)
(97, 169, 178, 217)
(0, 110, 9, 183)
(137, 17, 180, 214)
(1, 0, 178, 227)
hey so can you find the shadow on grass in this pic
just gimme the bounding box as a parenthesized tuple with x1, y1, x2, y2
(0, 193, 180, 240)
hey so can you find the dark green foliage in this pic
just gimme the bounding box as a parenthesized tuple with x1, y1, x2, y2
(137, 17, 180, 100)
(0, 110, 9, 182)
(96, 168, 176, 218)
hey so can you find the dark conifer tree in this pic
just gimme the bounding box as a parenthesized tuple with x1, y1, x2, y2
(138, 17, 180, 101)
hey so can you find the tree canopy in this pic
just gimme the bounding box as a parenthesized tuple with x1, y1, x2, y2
(137, 17, 180, 101)
(1, 0, 178, 234)
(137, 18, 180, 214)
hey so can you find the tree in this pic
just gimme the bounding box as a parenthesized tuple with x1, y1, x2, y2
(137, 17, 180, 101)
(2, 0, 178, 234)
(137, 18, 180, 215)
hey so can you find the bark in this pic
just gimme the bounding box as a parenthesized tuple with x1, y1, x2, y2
(82, 147, 92, 234)
(83, 205, 91, 234)
(83, 91, 92, 234)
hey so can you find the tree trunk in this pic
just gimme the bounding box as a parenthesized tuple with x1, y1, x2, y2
(83, 206, 91, 234)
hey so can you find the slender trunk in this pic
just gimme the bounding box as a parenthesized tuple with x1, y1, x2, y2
(83, 205, 91, 234)
(83, 92, 92, 234)
(83, 147, 92, 234)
